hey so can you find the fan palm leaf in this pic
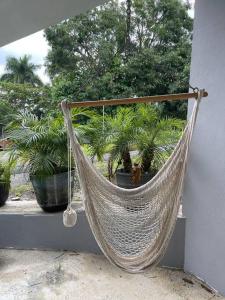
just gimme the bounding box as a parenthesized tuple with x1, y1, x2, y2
(6, 108, 92, 177)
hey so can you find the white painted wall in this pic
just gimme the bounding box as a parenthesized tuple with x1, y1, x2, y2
(183, 0, 225, 295)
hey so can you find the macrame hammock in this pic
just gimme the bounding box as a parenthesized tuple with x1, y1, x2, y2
(61, 89, 204, 273)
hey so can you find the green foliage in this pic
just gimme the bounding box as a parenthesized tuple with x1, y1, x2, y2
(0, 55, 48, 123)
(106, 107, 137, 173)
(81, 104, 185, 177)
(45, 0, 192, 118)
(7, 111, 67, 177)
(0, 82, 53, 117)
(0, 0, 193, 184)
(7, 109, 91, 177)
(0, 100, 16, 126)
(0, 161, 11, 184)
(135, 104, 185, 172)
(78, 114, 109, 161)
(1, 55, 42, 86)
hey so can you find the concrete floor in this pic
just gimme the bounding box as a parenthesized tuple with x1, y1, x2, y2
(0, 250, 223, 300)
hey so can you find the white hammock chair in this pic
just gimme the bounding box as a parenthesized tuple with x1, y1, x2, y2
(61, 90, 203, 273)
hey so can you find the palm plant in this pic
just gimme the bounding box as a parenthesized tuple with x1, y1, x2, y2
(135, 104, 185, 175)
(0, 55, 42, 86)
(107, 107, 137, 173)
(78, 114, 109, 162)
(7, 111, 67, 176)
(6, 108, 92, 212)
(81, 104, 184, 185)
(7, 108, 92, 177)
(79, 107, 137, 180)
(105, 105, 184, 177)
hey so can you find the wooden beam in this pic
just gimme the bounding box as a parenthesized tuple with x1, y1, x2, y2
(65, 91, 208, 109)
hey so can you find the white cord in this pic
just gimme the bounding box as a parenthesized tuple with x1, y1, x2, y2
(67, 131, 72, 210)
(63, 105, 77, 227)
(102, 105, 105, 133)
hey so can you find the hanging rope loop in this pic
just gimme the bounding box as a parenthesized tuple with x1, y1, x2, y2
(189, 84, 200, 99)
(62, 99, 78, 228)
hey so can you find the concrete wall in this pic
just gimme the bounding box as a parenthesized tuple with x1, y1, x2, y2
(0, 210, 186, 269)
(183, 0, 225, 295)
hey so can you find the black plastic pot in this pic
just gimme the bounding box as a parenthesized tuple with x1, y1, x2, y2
(116, 169, 152, 189)
(0, 182, 10, 207)
(30, 171, 74, 212)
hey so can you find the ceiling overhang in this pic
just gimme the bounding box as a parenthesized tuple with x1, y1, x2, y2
(0, 0, 107, 47)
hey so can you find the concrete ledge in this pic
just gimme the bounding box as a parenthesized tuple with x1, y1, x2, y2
(0, 210, 185, 269)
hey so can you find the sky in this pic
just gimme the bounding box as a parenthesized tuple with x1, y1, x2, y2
(0, 31, 50, 84)
(0, 0, 195, 85)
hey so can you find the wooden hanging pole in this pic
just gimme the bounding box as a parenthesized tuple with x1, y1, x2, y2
(65, 90, 208, 109)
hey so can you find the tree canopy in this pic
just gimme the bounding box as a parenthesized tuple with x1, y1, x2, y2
(0, 81, 52, 117)
(45, 0, 193, 118)
(0, 55, 43, 86)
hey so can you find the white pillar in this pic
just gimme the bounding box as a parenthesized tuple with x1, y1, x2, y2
(183, 0, 225, 295)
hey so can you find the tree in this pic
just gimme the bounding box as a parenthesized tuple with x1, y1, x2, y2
(0, 81, 52, 118)
(1, 55, 42, 86)
(45, 0, 193, 118)
(125, 0, 132, 59)
(0, 100, 16, 127)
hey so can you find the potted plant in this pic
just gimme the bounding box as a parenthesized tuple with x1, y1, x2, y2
(7, 110, 89, 212)
(106, 107, 138, 187)
(84, 105, 184, 188)
(0, 161, 11, 206)
(80, 107, 136, 183)
(134, 104, 184, 187)
(69, 104, 184, 189)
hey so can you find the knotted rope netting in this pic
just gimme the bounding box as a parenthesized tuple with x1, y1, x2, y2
(61, 90, 202, 272)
